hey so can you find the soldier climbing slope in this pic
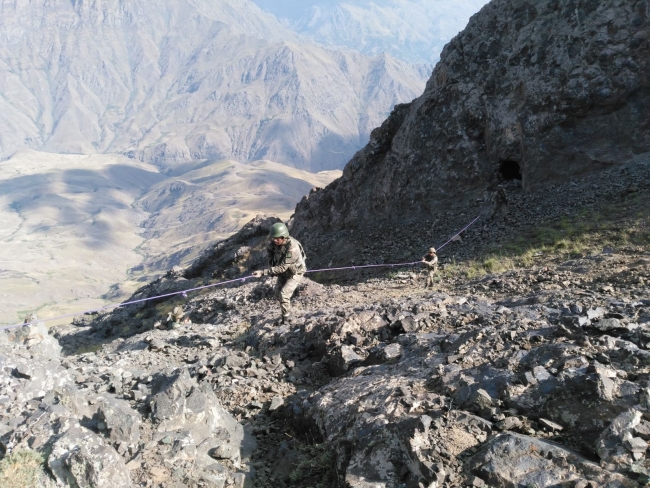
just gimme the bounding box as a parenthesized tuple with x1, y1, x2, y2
(166, 306, 185, 329)
(252, 222, 307, 325)
(490, 185, 508, 219)
(422, 247, 439, 289)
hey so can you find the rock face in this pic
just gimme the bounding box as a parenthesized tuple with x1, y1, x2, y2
(469, 432, 638, 487)
(291, 0, 650, 232)
(0, 0, 426, 171)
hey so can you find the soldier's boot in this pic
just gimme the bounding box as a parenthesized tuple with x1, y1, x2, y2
(281, 314, 292, 325)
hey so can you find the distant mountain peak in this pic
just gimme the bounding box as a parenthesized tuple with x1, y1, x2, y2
(0, 0, 427, 170)
(250, 0, 491, 64)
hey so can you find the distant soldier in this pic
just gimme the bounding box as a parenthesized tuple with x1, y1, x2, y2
(490, 186, 508, 219)
(167, 306, 185, 329)
(422, 247, 439, 288)
(252, 222, 307, 325)
(23, 313, 38, 325)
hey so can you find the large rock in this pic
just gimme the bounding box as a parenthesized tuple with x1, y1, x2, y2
(596, 409, 646, 468)
(48, 425, 132, 488)
(469, 432, 638, 487)
(148, 369, 244, 463)
(0, 354, 73, 405)
(0, 322, 62, 360)
(96, 395, 142, 445)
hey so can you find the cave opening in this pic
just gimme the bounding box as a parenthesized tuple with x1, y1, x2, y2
(499, 160, 522, 180)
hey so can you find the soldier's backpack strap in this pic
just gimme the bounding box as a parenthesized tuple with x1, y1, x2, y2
(296, 241, 307, 266)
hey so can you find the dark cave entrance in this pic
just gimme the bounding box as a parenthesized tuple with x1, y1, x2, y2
(499, 160, 522, 180)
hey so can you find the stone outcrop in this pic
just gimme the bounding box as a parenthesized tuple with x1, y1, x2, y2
(48, 425, 132, 488)
(469, 432, 638, 487)
(291, 0, 650, 238)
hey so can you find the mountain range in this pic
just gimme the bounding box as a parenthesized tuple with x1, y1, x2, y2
(0, 0, 431, 171)
(251, 0, 490, 64)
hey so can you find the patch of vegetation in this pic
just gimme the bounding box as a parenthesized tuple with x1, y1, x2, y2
(74, 343, 104, 355)
(0, 450, 55, 488)
(448, 193, 650, 281)
(17, 301, 57, 319)
(289, 443, 338, 488)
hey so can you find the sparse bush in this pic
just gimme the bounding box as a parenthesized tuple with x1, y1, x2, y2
(0, 450, 56, 488)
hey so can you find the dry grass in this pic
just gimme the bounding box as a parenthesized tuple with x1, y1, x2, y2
(0, 450, 56, 488)
(449, 191, 650, 281)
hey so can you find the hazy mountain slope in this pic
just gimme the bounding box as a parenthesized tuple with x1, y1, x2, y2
(0, 150, 339, 326)
(0, 150, 162, 325)
(134, 160, 340, 275)
(250, 0, 490, 64)
(0, 0, 426, 171)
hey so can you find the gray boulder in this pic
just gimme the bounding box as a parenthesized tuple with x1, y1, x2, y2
(96, 395, 142, 445)
(48, 425, 132, 487)
(596, 410, 645, 468)
(1, 322, 61, 360)
(469, 432, 638, 488)
(148, 369, 243, 464)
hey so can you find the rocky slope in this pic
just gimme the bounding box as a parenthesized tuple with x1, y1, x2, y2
(1, 152, 647, 486)
(250, 0, 490, 64)
(291, 0, 650, 235)
(0, 0, 425, 171)
(1, 165, 649, 486)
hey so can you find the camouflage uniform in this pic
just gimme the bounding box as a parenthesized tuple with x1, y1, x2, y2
(167, 306, 184, 329)
(263, 237, 307, 322)
(422, 249, 439, 288)
(490, 187, 508, 219)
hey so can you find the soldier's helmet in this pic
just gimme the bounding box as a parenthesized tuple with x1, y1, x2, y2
(429, 247, 436, 254)
(269, 222, 290, 239)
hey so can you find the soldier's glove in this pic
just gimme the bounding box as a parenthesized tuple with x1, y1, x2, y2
(252, 270, 264, 278)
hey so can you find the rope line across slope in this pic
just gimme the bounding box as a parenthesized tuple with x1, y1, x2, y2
(1, 213, 482, 332)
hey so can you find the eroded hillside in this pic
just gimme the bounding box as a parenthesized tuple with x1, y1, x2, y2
(0, 0, 425, 171)
(0, 151, 339, 326)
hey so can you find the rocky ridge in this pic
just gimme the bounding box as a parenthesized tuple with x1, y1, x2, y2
(2, 215, 650, 487)
(291, 0, 650, 234)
